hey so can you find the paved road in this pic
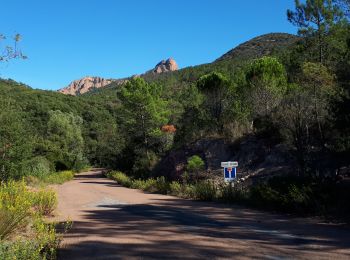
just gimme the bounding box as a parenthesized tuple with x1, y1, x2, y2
(54, 169, 350, 259)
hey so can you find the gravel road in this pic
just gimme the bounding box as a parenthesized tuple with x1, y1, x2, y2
(54, 169, 350, 259)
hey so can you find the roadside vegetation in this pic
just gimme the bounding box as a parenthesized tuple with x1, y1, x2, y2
(0, 171, 75, 259)
(25, 170, 75, 186)
(0, 181, 58, 259)
(107, 170, 350, 220)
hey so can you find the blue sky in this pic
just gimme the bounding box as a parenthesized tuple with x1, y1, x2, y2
(0, 0, 297, 90)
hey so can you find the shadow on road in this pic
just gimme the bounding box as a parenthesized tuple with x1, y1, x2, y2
(58, 171, 350, 259)
(74, 169, 107, 179)
(59, 201, 350, 259)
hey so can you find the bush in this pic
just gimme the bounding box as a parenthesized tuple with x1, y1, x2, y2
(219, 183, 247, 203)
(155, 176, 169, 194)
(0, 181, 32, 240)
(141, 178, 157, 192)
(0, 239, 41, 260)
(187, 155, 205, 172)
(107, 171, 132, 187)
(0, 208, 29, 241)
(32, 189, 57, 216)
(32, 218, 58, 258)
(249, 176, 316, 213)
(169, 181, 182, 196)
(41, 170, 75, 184)
(182, 184, 196, 199)
(131, 179, 148, 190)
(0, 180, 59, 259)
(0, 220, 58, 260)
(193, 180, 217, 201)
(130, 177, 169, 194)
(250, 184, 281, 209)
(22, 157, 52, 179)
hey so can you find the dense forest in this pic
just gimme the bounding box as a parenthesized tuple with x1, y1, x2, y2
(0, 0, 349, 217)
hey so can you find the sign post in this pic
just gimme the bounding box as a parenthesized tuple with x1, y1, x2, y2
(221, 161, 238, 184)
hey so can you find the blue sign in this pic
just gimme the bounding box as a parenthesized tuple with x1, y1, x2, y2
(224, 167, 236, 182)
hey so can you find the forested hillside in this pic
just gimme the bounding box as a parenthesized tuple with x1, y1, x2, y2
(1, 0, 350, 218)
(0, 79, 122, 179)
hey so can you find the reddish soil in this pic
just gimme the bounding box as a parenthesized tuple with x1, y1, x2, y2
(54, 169, 350, 259)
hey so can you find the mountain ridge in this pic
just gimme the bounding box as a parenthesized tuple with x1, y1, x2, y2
(58, 58, 179, 95)
(58, 33, 298, 96)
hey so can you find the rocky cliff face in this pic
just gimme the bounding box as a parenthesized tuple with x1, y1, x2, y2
(58, 58, 179, 95)
(58, 77, 114, 95)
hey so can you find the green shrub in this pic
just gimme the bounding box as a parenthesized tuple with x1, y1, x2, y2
(0, 239, 41, 260)
(169, 181, 182, 196)
(250, 184, 280, 208)
(283, 184, 312, 212)
(23, 157, 52, 179)
(32, 189, 57, 216)
(0, 180, 59, 259)
(41, 170, 75, 184)
(249, 177, 315, 212)
(219, 183, 247, 202)
(155, 176, 169, 194)
(187, 155, 205, 172)
(0, 181, 32, 240)
(182, 184, 196, 199)
(131, 179, 147, 190)
(0, 208, 29, 241)
(193, 180, 217, 201)
(32, 218, 58, 259)
(0, 220, 59, 260)
(130, 177, 169, 194)
(107, 171, 132, 187)
(141, 178, 157, 192)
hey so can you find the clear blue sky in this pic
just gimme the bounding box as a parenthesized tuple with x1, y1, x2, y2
(0, 0, 297, 90)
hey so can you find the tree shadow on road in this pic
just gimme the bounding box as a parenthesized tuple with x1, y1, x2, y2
(58, 200, 350, 259)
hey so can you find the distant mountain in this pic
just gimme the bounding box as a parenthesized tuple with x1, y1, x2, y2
(58, 58, 179, 96)
(139, 33, 299, 91)
(215, 33, 299, 62)
(58, 33, 298, 95)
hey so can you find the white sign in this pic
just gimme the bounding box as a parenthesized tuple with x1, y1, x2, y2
(221, 161, 238, 168)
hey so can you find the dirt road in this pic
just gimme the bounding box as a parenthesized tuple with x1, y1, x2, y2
(54, 169, 350, 259)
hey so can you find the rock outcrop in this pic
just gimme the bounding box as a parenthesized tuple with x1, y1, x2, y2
(151, 58, 178, 74)
(58, 77, 114, 95)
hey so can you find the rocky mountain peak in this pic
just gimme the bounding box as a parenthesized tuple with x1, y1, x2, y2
(153, 58, 178, 73)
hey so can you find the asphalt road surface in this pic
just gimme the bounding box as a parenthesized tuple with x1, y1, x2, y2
(54, 169, 350, 259)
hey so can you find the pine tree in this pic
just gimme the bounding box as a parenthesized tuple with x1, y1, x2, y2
(118, 78, 170, 173)
(287, 0, 343, 64)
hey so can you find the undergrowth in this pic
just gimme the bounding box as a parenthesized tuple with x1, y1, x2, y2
(0, 180, 63, 259)
(25, 170, 75, 186)
(107, 171, 350, 221)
